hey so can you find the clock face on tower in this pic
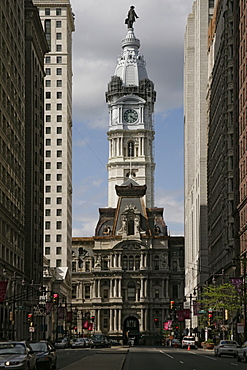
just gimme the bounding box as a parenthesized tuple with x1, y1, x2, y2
(124, 109, 138, 123)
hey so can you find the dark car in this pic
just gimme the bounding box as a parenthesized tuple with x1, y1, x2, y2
(29, 341, 57, 370)
(90, 334, 110, 348)
(237, 341, 247, 362)
(0, 341, 36, 370)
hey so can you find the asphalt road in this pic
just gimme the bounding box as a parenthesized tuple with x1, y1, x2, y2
(56, 346, 247, 370)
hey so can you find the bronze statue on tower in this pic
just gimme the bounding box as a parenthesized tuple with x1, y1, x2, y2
(125, 6, 139, 29)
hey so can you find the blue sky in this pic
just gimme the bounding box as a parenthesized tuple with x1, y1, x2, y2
(71, 0, 193, 237)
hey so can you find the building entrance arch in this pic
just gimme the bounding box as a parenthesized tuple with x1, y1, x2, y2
(123, 316, 140, 344)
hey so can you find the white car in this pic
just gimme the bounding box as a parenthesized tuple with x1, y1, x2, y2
(71, 338, 85, 348)
(237, 341, 247, 362)
(214, 340, 240, 357)
(181, 336, 197, 349)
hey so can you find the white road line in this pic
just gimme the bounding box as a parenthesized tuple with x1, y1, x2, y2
(159, 350, 173, 359)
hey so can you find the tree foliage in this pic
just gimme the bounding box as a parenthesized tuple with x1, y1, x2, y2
(200, 283, 242, 319)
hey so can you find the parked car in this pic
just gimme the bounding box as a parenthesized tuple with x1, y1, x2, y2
(71, 338, 85, 349)
(172, 339, 181, 348)
(83, 338, 91, 348)
(237, 341, 247, 362)
(0, 341, 36, 370)
(214, 340, 240, 357)
(90, 334, 110, 348)
(181, 336, 197, 349)
(29, 341, 57, 370)
(54, 337, 69, 349)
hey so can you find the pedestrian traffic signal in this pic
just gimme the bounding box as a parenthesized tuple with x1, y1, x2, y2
(28, 313, 33, 322)
(53, 293, 59, 304)
(91, 316, 95, 322)
(170, 300, 175, 309)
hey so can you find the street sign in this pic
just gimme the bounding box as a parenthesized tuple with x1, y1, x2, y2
(237, 323, 244, 334)
(29, 327, 35, 332)
(221, 325, 228, 331)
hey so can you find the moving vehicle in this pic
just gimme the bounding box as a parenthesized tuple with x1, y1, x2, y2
(237, 341, 247, 362)
(90, 334, 110, 348)
(181, 336, 197, 349)
(29, 341, 57, 370)
(54, 337, 69, 349)
(0, 341, 36, 370)
(214, 340, 240, 357)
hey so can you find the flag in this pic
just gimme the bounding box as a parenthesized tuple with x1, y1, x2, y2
(0, 281, 8, 302)
(83, 320, 89, 329)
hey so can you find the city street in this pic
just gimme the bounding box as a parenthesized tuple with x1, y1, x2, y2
(56, 346, 247, 370)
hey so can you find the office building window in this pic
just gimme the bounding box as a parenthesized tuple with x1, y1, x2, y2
(56, 33, 62, 40)
(57, 150, 62, 157)
(46, 127, 51, 134)
(45, 197, 51, 204)
(57, 197, 62, 204)
(56, 234, 62, 242)
(45, 247, 50, 254)
(56, 20, 62, 28)
(57, 209, 62, 216)
(46, 139, 51, 146)
(45, 186, 51, 193)
(57, 139, 62, 146)
(45, 221, 50, 230)
(57, 115, 62, 122)
(45, 150, 51, 157)
(44, 19, 51, 48)
(56, 8, 62, 15)
(57, 185, 62, 192)
(57, 92, 62, 99)
(57, 127, 62, 134)
(56, 259, 62, 267)
(46, 162, 51, 169)
(56, 247, 62, 255)
(45, 174, 51, 181)
(57, 80, 62, 87)
(46, 80, 51, 87)
(46, 115, 51, 122)
(56, 221, 62, 229)
(57, 174, 62, 181)
(45, 236, 50, 243)
(56, 44, 62, 52)
(56, 68, 62, 75)
(57, 162, 62, 169)
(45, 68, 51, 75)
(57, 104, 62, 110)
(85, 286, 90, 298)
(57, 56, 62, 63)
(46, 92, 51, 99)
(45, 8, 50, 15)
(46, 103, 51, 110)
(45, 56, 51, 64)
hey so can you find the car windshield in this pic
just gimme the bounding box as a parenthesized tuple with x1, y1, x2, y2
(221, 340, 237, 345)
(0, 343, 25, 355)
(30, 342, 48, 352)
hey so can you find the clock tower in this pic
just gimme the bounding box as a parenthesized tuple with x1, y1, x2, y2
(106, 26, 156, 208)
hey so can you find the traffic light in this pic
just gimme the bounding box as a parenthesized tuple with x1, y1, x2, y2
(53, 293, 59, 304)
(9, 311, 13, 321)
(28, 313, 33, 323)
(154, 318, 159, 328)
(91, 316, 95, 322)
(208, 309, 213, 325)
(170, 300, 175, 309)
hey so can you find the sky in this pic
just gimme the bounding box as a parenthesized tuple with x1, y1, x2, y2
(71, 0, 194, 237)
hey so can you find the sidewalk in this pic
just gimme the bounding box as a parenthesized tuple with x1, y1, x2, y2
(61, 349, 129, 370)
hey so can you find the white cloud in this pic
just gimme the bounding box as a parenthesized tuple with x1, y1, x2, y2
(155, 188, 184, 225)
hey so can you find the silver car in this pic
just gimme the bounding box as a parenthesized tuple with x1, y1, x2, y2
(237, 341, 247, 362)
(214, 340, 240, 357)
(0, 341, 36, 370)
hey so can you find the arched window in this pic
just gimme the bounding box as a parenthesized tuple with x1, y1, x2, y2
(135, 255, 140, 270)
(128, 141, 134, 157)
(123, 255, 128, 270)
(127, 282, 135, 301)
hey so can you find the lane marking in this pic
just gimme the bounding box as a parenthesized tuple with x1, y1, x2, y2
(159, 350, 173, 359)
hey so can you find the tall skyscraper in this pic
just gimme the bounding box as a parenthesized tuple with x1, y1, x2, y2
(184, 0, 213, 312)
(33, 1, 75, 292)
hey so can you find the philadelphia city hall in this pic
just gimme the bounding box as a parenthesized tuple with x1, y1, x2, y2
(72, 9, 184, 345)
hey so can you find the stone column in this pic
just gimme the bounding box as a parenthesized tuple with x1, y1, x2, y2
(119, 279, 122, 298)
(114, 309, 117, 332)
(140, 253, 144, 269)
(140, 309, 144, 331)
(118, 309, 122, 332)
(140, 278, 144, 298)
(109, 309, 113, 332)
(98, 279, 101, 298)
(110, 279, 113, 298)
